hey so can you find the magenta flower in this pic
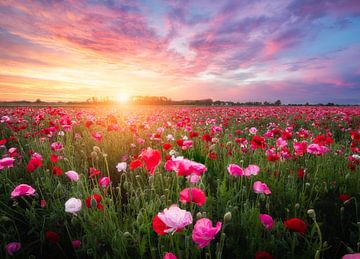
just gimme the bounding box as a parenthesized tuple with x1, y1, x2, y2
(192, 218, 222, 248)
(163, 252, 177, 259)
(227, 164, 244, 177)
(72, 240, 81, 249)
(259, 214, 274, 230)
(165, 157, 206, 177)
(98, 176, 110, 187)
(179, 187, 206, 206)
(5, 242, 21, 256)
(307, 144, 330, 155)
(65, 170, 79, 182)
(50, 142, 64, 152)
(11, 184, 36, 198)
(157, 204, 193, 234)
(253, 181, 271, 195)
(0, 157, 15, 170)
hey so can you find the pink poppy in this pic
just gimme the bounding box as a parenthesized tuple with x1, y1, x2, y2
(259, 214, 274, 230)
(179, 187, 206, 206)
(157, 204, 193, 234)
(165, 157, 207, 177)
(98, 176, 110, 187)
(253, 181, 271, 195)
(192, 218, 222, 248)
(227, 164, 244, 177)
(244, 164, 260, 176)
(164, 252, 177, 259)
(0, 157, 15, 170)
(65, 170, 80, 182)
(11, 184, 36, 198)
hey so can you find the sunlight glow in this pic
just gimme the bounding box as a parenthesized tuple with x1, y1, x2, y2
(116, 93, 130, 103)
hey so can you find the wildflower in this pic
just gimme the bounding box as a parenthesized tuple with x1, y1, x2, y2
(253, 181, 271, 195)
(98, 176, 110, 187)
(129, 159, 143, 170)
(11, 184, 36, 198)
(51, 165, 62, 176)
(85, 194, 104, 210)
(179, 187, 206, 206)
(65, 170, 79, 182)
(164, 252, 177, 259)
(72, 240, 81, 249)
(114, 162, 126, 173)
(65, 198, 82, 214)
(284, 218, 307, 235)
(5, 242, 21, 256)
(154, 205, 193, 234)
(140, 148, 161, 175)
(192, 218, 222, 248)
(255, 251, 272, 259)
(244, 164, 260, 176)
(26, 158, 42, 173)
(50, 142, 64, 152)
(259, 214, 274, 230)
(227, 164, 244, 177)
(45, 231, 60, 243)
(0, 157, 15, 170)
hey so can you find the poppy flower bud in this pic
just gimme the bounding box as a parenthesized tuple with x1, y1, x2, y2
(90, 151, 98, 160)
(93, 146, 101, 153)
(307, 209, 316, 219)
(196, 212, 202, 219)
(224, 212, 232, 223)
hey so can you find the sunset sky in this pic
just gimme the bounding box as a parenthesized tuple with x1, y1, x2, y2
(0, 0, 360, 104)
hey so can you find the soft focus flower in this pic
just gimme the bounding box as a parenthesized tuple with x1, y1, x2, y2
(0, 157, 15, 170)
(72, 240, 81, 249)
(249, 127, 258, 134)
(253, 181, 271, 195)
(98, 176, 110, 187)
(50, 142, 64, 152)
(307, 144, 330, 155)
(65, 170, 80, 182)
(11, 184, 36, 198)
(156, 204, 193, 234)
(186, 174, 201, 184)
(244, 164, 260, 176)
(26, 158, 42, 173)
(45, 231, 60, 243)
(140, 148, 161, 175)
(5, 242, 21, 256)
(51, 165, 63, 176)
(192, 218, 222, 248)
(65, 198, 82, 214)
(116, 162, 127, 172)
(255, 251, 273, 259)
(165, 157, 207, 177)
(259, 214, 274, 230)
(179, 187, 206, 206)
(40, 199, 47, 208)
(164, 252, 177, 259)
(227, 164, 243, 177)
(85, 194, 104, 210)
(129, 159, 143, 170)
(284, 218, 307, 235)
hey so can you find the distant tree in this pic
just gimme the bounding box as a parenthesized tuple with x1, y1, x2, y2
(274, 100, 282, 106)
(35, 98, 42, 103)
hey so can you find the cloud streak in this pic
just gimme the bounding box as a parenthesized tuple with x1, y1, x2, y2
(0, 0, 359, 103)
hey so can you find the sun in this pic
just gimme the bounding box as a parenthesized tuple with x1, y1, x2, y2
(116, 93, 129, 103)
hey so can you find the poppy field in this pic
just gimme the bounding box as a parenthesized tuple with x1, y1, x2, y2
(1, 105, 360, 259)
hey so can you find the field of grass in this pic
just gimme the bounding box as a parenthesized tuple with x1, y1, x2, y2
(0, 106, 360, 259)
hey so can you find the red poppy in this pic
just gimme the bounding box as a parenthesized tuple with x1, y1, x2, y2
(0, 138, 7, 145)
(45, 231, 60, 244)
(202, 134, 212, 142)
(251, 136, 266, 149)
(297, 168, 305, 179)
(339, 194, 351, 202)
(140, 148, 161, 175)
(163, 143, 172, 151)
(189, 131, 199, 138)
(255, 251, 272, 259)
(52, 165, 62, 176)
(176, 139, 184, 147)
(85, 194, 104, 210)
(88, 167, 101, 178)
(129, 159, 143, 170)
(284, 218, 307, 235)
(26, 158, 42, 173)
(50, 154, 58, 163)
(152, 214, 167, 235)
